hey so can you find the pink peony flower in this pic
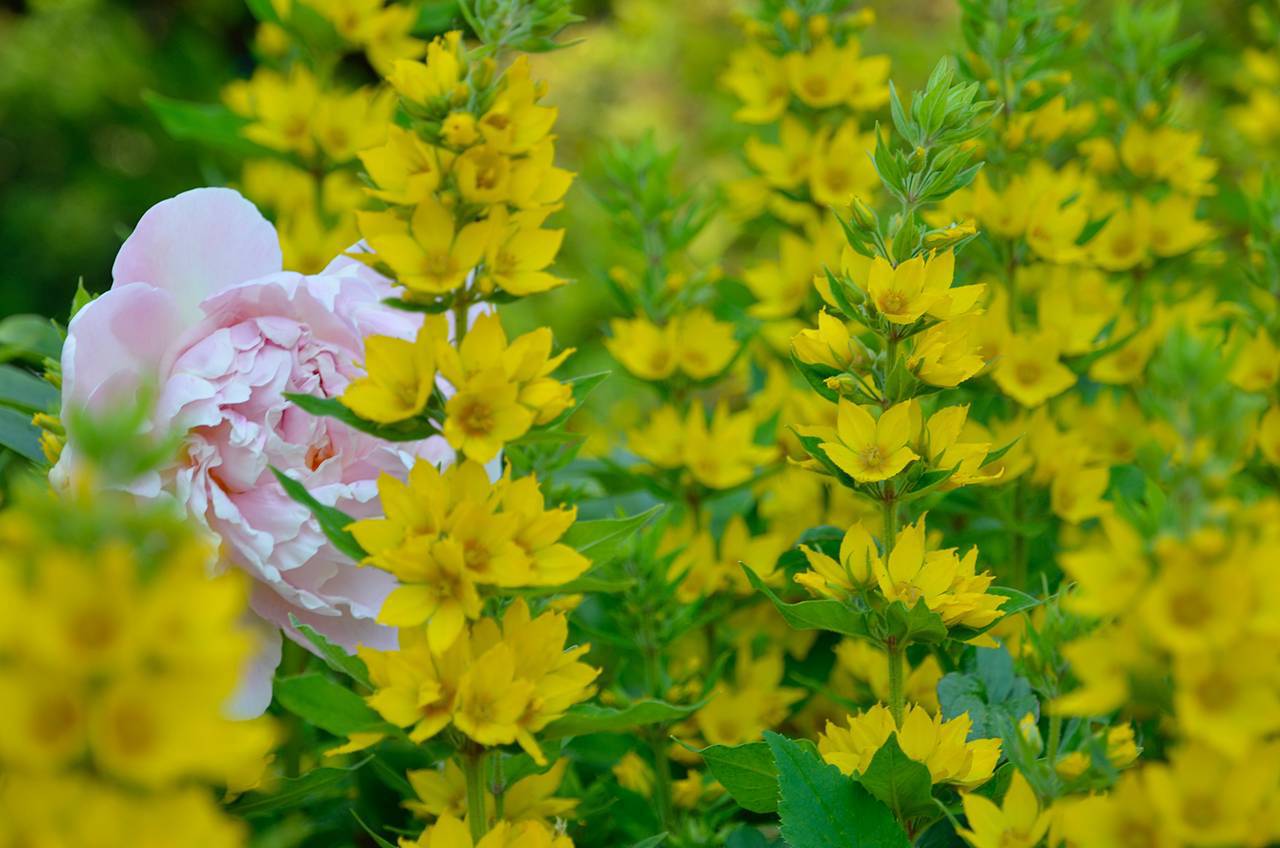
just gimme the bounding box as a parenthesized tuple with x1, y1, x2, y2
(53, 187, 450, 716)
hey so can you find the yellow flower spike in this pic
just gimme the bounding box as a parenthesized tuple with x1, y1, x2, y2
(820, 399, 919, 483)
(957, 770, 1051, 848)
(681, 403, 777, 490)
(480, 56, 558, 155)
(341, 318, 442, 424)
(923, 405, 1000, 488)
(993, 333, 1077, 407)
(866, 251, 964, 324)
(607, 318, 679, 381)
(796, 522, 880, 598)
(793, 310, 862, 371)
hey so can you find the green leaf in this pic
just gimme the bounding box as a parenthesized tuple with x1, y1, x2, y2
(0, 314, 61, 363)
(765, 731, 909, 848)
(690, 741, 778, 814)
(244, 0, 283, 24)
(857, 734, 937, 823)
(352, 812, 399, 848)
(230, 757, 372, 816)
(271, 467, 366, 563)
(0, 365, 57, 413)
(144, 92, 290, 161)
(511, 575, 636, 597)
(540, 370, 609, 430)
(561, 504, 662, 563)
(289, 615, 373, 690)
(69, 278, 95, 322)
(629, 837, 668, 848)
(542, 698, 704, 740)
(883, 599, 948, 645)
(284, 392, 440, 442)
(743, 566, 870, 638)
(274, 673, 392, 737)
(0, 406, 44, 463)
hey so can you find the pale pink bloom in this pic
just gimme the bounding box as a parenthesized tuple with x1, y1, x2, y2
(53, 187, 452, 716)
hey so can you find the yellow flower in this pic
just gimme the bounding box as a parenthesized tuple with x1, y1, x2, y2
(234, 66, 321, 157)
(362, 627, 468, 742)
(819, 399, 919, 483)
(341, 317, 442, 424)
(796, 522, 879, 598)
(444, 370, 535, 462)
(721, 44, 789, 124)
(692, 646, 804, 746)
(313, 86, 394, 163)
(359, 198, 490, 296)
(377, 538, 484, 652)
(809, 120, 878, 207)
(921, 405, 1000, 488)
(793, 310, 864, 371)
(819, 703, 1000, 788)
(682, 403, 777, 490)
(1050, 464, 1110, 523)
(498, 472, 590, 587)
(908, 317, 986, 388)
(388, 32, 465, 107)
(785, 39, 862, 108)
(359, 125, 444, 205)
(607, 317, 679, 381)
(745, 116, 811, 189)
(993, 333, 1076, 407)
(1258, 404, 1280, 464)
(872, 517, 1007, 630)
(1228, 327, 1280, 392)
(866, 251, 981, 325)
(833, 639, 942, 712)
(402, 814, 573, 848)
(612, 751, 654, 797)
(453, 642, 537, 747)
(676, 308, 739, 379)
(480, 57, 558, 155)
(455, 144, 512, 204)
(477, 207, 566, 296)
(1088, 199, 1150, 271)
(957, 770, 1051, 848)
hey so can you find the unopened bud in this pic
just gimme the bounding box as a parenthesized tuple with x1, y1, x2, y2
(851, 196, 877, 229)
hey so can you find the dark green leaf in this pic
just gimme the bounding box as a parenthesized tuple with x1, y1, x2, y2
(144, 92, 290, 161)
(691, 741, 778, 814)
(884, 599, 948, 645)
(289, 615, 373, 690)
(284, 392, 440, 442)
(542, 698, 704, 740)
(0, 314, 61, 363)
(271, 467, 366, 562)
(937, 646, 1039, 741)
(765, 731, 909, 848)
(230, 757, 372, 816)
(0, 365, 57, 413)
(274, 673, 392, 737)
(629, 836, 668, 848)
(561, 504, 662, 562)
(0, 406, 44, 463)
(857, 734, 937, 822)
(352, 812, 399, 848)
(743, 566, 870, 638)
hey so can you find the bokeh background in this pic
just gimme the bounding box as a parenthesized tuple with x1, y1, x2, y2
(0, 0, 1262, 330)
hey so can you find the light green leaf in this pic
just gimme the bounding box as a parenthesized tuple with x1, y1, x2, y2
(561, 504, 662, 563)
(230, 757, 372, 816)
(284, 392, 440, 442)
(0, 406, 44, 463)
(0, 314, 61, 363)
(0, 365, 57, 413)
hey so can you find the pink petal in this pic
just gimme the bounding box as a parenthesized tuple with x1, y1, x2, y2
(112, 187, 282, 319)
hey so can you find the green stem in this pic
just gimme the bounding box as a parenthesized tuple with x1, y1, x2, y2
(881, 493, 899, 551)
(1045, 713, 1063, 769)
(887, 641, 906, 727)
(1010, 479, 1028, 591)
(492, 753, 506, 821)
(463, 749, 489, 842)
(641, 644, 677, 834)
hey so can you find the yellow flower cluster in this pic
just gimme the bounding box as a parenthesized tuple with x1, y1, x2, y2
(358, 34, 571, 303)
(349, 459, 589, 652)
(361, 597, 597, 765)
(342, 313, 575, 462)
(0, 485, 276, 845)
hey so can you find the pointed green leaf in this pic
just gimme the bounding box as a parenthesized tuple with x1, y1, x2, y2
(542, 698, 704, 740)
(743, 566, 870, 638)
(274, 673, 393, 737)
(271, 467, 366, 562)
(289, 615, 373, 690)
(857, 734, 938, 822)
(689, 741, 778, 813)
